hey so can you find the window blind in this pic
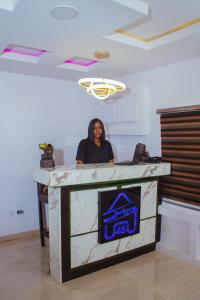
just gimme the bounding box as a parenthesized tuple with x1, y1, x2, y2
(157, 105, 200, 206)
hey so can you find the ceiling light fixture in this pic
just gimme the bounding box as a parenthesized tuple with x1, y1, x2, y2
(3, 45, 47, 57)
(94, 51, 110, 59)
(78, 78, 126, 100)
(64, 57, 98, 67)
(50, 6, 78, 20)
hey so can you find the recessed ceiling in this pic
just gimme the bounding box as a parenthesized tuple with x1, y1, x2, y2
(0, 0, 19, 11)
(58, 56, 104, 72)
(0, 0, 200, 81)
(106, 0, 200, 49)
(0, 44, 47, 63)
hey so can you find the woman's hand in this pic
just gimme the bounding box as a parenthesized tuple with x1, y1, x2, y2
(108, 160, 114, 163)
(76, 160, 84, 165)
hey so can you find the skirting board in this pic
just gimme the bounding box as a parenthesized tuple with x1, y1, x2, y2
(0, 230, 39, 243)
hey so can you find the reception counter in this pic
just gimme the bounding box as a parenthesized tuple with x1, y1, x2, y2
(33, 162, 171, 283)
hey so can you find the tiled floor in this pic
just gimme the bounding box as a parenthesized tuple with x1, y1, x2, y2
(0, 236, 200, 300)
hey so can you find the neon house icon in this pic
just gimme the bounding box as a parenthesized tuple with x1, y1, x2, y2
(102, 192, 139, 241)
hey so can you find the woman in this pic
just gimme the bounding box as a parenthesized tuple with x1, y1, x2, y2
(76, 118, 114, 164)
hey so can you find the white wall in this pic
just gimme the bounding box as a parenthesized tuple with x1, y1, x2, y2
(1, 55, 200, 237)
(112, 56, 200, 158)
(116, 56, 200, 262)
(0, 71, 95, 236)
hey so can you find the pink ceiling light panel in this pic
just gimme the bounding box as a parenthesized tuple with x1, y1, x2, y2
(58, 56, 103, 72)
(0, 44, 47, 63)
(64, 57, 98, 67)
(3, 45, 47, 57)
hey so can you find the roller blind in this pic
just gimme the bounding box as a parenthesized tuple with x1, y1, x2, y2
(157, 105, 200, 206)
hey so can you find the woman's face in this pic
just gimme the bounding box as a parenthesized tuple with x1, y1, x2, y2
(94, 121, 102, 139)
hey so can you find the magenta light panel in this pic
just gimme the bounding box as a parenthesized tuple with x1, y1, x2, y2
(64, 57, 98, 67)
(3, 45, 47, 57)
(0, 44, 48, 63)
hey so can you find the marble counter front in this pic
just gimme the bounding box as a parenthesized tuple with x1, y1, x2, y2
(33, 162, 171, 187)
(33, 162, 171, 283)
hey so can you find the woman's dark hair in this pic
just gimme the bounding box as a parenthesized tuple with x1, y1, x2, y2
(88, 118, 105, 142)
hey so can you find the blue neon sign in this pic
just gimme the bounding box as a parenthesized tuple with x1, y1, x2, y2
(98, 188, 141, 244)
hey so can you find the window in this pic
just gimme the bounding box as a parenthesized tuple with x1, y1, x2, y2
(157, 105, 200, 206)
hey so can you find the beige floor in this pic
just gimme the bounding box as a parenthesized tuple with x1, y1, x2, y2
(0, 236, 200, 300)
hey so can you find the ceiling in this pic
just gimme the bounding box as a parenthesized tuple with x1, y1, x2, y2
(0, 0, 200, 82)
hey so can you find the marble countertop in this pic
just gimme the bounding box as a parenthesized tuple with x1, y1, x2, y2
(32, 162, 171, 187)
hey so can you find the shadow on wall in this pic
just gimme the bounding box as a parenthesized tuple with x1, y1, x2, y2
(103, 87, 132, 103)
(54, 148, 65, 166)
(104, 124, 118, 162)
